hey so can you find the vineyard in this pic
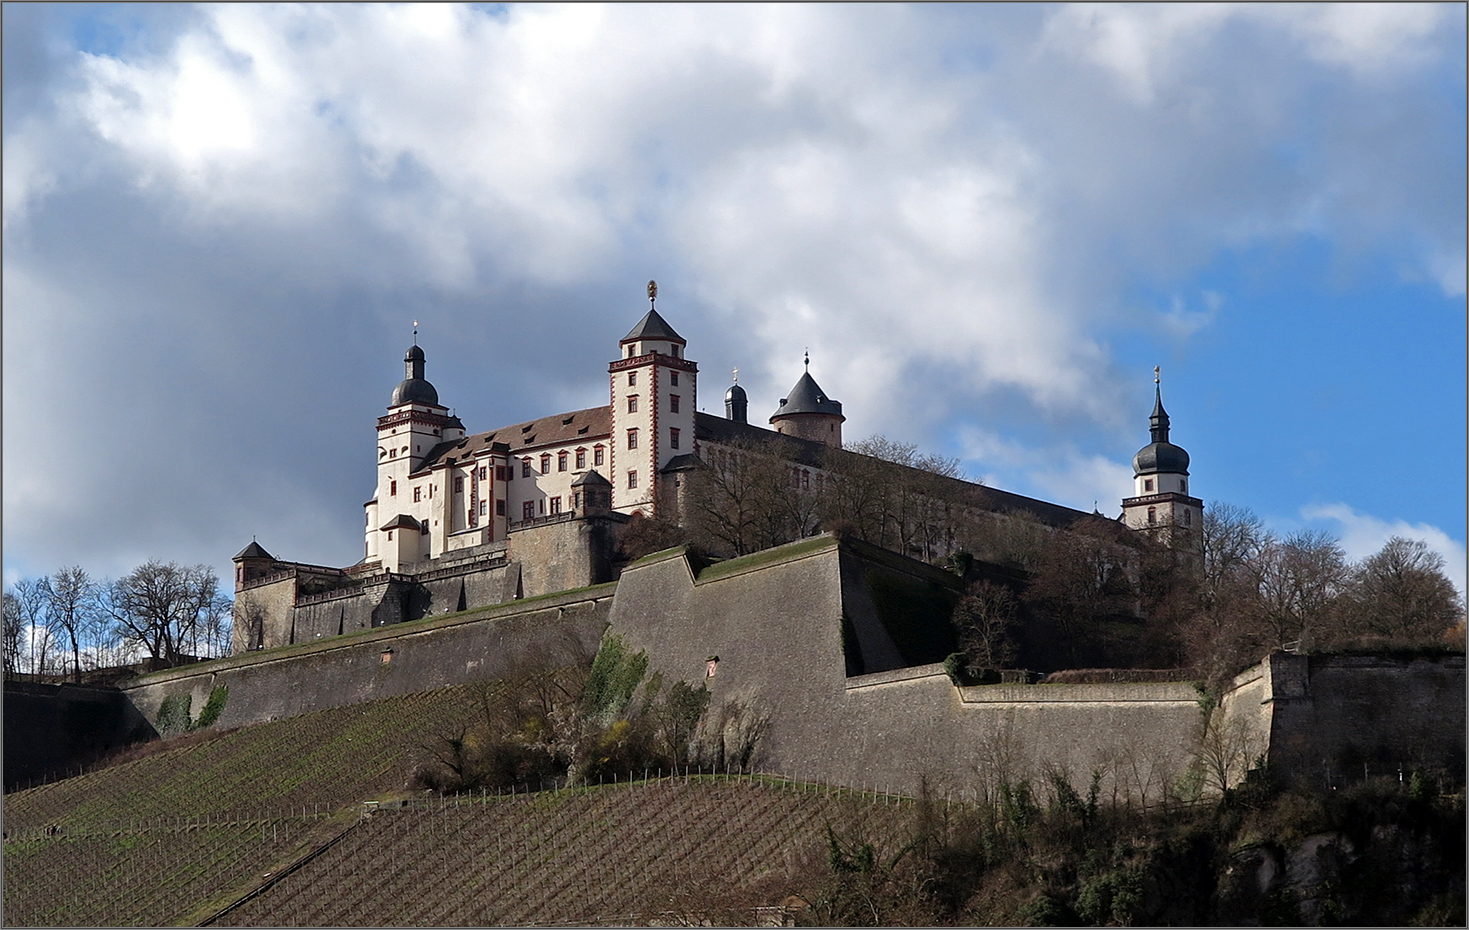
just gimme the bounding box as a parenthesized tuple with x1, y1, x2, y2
(4, 684, 923, 927)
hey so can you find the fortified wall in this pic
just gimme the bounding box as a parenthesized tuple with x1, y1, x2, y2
(232, 513, 622, 654)
(17, 535, 1462, 798)
(126, 585, 614, 733)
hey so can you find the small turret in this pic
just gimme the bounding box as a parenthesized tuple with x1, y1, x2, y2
(770, 353, 844, 447)
(725, 369, 748, 423)
(1121, 367, 1201, 545)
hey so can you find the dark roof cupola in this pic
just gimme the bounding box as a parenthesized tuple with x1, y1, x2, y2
(725, 369, 748, 423)
(1131, 369, 1189, 477)
(390, 343, 441, 407)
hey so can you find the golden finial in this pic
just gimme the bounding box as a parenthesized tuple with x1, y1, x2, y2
(647, 280, 657, 307)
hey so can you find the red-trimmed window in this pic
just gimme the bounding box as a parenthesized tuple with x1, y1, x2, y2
(669, 394, 680, 413)
(594, 445, 605, 466)
(522, 458, 532, 478)
(627, 429, 638, 449)
(390, 480, 397, 496)
(550, 496, 562, 515)
(670, 371, 679, 386)
(628, 470, 638, 489)
(669, 428, 680, 450)
(575, 448, 586, 469)
(558, 451, 568, 472)
(627, 395, 638, 413)
(541, 453, 551, 474)
(628, 371, 637, 386)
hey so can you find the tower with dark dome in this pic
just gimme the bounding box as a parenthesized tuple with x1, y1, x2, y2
(770, 354, 844, 447)
(1121, 368, 1202, 545)
(725, 372, 748, 423)
(365, 340, 465, 570)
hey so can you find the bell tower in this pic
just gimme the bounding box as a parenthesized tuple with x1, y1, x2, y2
(608, 281, 697, 516)
(365, 334, 464, 568)
(1121, 367, 1202, 547)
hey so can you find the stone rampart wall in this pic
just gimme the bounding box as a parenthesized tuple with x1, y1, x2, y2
(3, 682, 153, 788)
(606, 537, 1203, 800)
(123, 585, 615, 732)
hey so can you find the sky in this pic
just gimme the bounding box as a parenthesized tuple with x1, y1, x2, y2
(4, 3, 1465, 598)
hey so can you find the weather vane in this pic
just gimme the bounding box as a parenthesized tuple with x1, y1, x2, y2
(647, 280, 657, 309)
(413, 319, 420, 345)
(732, 367, 739, 383)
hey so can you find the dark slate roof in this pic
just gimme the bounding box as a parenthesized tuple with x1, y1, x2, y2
(724, 382, 747, 402)
(621, 308, 685, 344)
(412, 406, 612, 476)
(694, 412, 827, 467)
(660, 453, 702, 474)
(772, 372, 843, 420)
(571, 469, 613, 487)
(1133, 442, 1190, 477)
(233, 541, 274, 561)
(390, 378, 440, 407)
(379, 514, 421, 531)
(692, 412, 1089, 528)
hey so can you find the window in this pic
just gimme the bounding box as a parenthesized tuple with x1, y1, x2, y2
(626, 345, 633, 358)
(454, 476, 464, 493)
(669, 427, 680, 450)
(628, 470, 638, 489)
(522, 458, 532, 478)
(413, 486, 422, 502)
(576, 448, 586, 469)
(539, 499, 545, 514)
(523, 501, 535, 521)
(669, 394, 680, 413)
(1144, 478, 1154, 493)
(540, 453, 551, 474)
(479, 500, 487, 516)
(1181, 479, 1187, 495)
(387, 530, 393, 541)
(390, 480, 397, 496)
(496, 500, 505, 516)
(672, 345, 680, 358)
(670, 371, 679, 386)
(1184, 509, 1192, 527)
(628, 371, 637, 386)
(594, 445, 605, 466)
(1147, 506, 1157, 525)
(497, 465, 511, 482)
(550, 496, 562, 515)
(626, 428, 638, 449)
(478, 466, 487, 481)
(627, 395, 638, 413)
(558, 451, 568, 472)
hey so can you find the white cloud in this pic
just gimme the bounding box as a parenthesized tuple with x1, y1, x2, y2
(2, 4, 1462, 587)
(957, 426, 1135, 515)
(1301, 502, 1467, 598)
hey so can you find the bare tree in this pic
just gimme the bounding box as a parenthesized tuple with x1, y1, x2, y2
(954, 580, 1020, 669)
(9, 577, 51, 676)
(109, 561, 224, 667)
(685, 436, 820, 556)
(2, 590, 24, 679)
(1340, 536, 1464, 643)
(1246, 530, 1347, 651)
(43, 566, 98, 682)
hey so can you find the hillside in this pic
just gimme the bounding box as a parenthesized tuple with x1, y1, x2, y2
(6, 679, 1462, 927)
(2, 684, 917, 927)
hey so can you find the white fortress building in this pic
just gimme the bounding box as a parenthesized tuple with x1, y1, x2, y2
(233, 284, 1198, 651)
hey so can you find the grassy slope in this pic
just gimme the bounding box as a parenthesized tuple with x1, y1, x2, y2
(3, 684, 916, 928)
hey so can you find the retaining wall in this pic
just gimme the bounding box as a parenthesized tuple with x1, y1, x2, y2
(123, 585, 615, 732)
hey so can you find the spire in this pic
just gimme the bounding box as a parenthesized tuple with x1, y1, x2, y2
(1149, 366, 1170, 444)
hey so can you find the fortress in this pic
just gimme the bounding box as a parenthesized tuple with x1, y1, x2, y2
(232, 284, 1202, 652)
(10, 285, 1461, 798)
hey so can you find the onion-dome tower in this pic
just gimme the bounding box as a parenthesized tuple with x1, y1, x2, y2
(725, 370, 748, 423)
(1121, 367, 1202, 544)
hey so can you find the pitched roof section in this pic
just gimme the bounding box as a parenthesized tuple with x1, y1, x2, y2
(571, 469, 613, 487)
(233, 541, 274, 561)
(621, 308, 685, 345)
(412, 406, 613, 476)
(772, 372, 843, 420)
(692, 412, 1089, 528)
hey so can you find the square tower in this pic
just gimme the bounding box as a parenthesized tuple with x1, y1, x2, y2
(608, 288, 696, 517)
